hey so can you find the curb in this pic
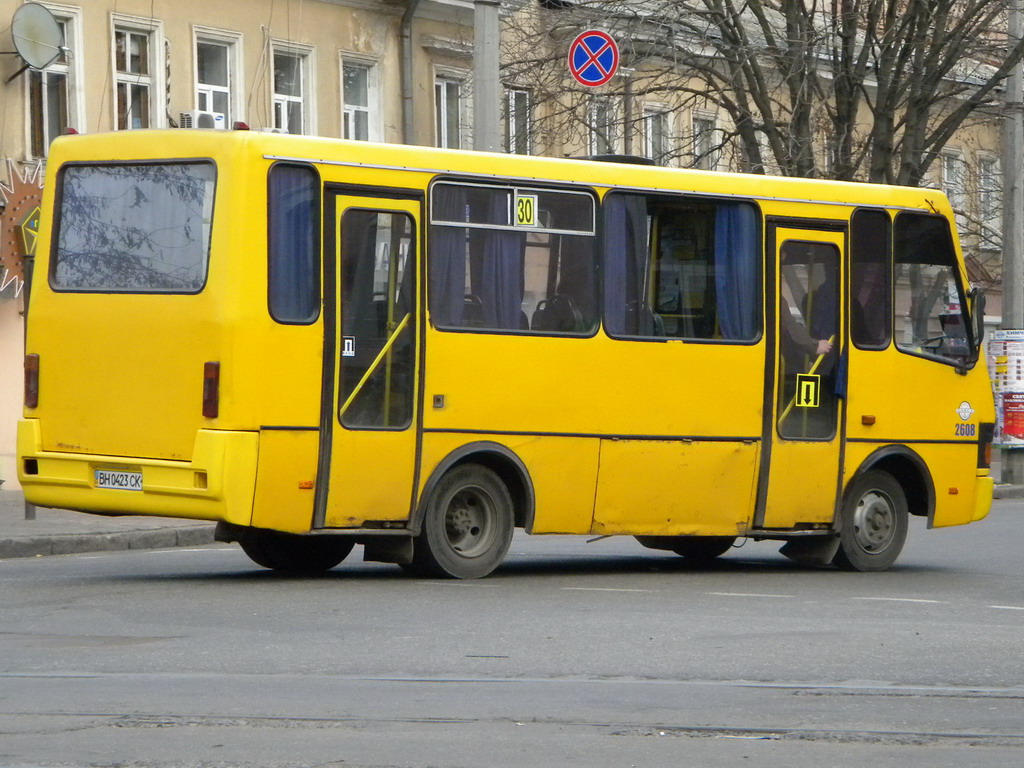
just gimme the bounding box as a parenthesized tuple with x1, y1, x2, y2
(994, 484, 1024, 499)
(0, 525, 217, 560)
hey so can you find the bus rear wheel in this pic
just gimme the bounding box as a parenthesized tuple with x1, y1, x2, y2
(410, 464, 514, 579)
(636, 535, 736, 561)
(833, 470, 908, 572)
(239, 530, 354, 574)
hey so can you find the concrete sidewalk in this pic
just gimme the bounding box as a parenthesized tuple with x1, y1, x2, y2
(0, 489, 216, 559)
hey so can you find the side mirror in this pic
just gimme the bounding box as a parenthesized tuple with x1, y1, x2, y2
(967, 285, 986, 354)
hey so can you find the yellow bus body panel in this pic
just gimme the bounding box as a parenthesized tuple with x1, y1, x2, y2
(418, 432, 600, 535)
(250, 430, 320, 533)
(19, 418, 257, 524)
(592, 440, 758, 536)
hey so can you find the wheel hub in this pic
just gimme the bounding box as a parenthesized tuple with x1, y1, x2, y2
(852, 490, 895, 552)
(444, 487, 494, 556)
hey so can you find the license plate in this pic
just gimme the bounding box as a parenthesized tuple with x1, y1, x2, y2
(95, 469, 143, 491)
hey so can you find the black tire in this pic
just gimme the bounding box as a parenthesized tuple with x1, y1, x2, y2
(636, 535, 736, 561)
(833, 470, 908, 572)
(238, 530, 354, 574)
(670, 536, 737, 560)
(410, 464, 514, 579)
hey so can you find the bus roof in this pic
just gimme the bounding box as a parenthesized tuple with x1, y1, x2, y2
(47, 129, 947, 215)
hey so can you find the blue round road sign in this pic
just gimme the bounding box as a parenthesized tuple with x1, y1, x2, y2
(568, 30, 619, 87)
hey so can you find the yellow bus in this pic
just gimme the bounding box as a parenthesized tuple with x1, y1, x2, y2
(18, 129, 994, 578)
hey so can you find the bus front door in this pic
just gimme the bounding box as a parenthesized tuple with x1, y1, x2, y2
(758, 228, 844, 530)
(318, 196, 420, 528)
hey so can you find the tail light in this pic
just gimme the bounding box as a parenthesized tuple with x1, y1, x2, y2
(202, 362, 220, 418)
(24, 354, 39, 408)
(978, 422, 995, 468)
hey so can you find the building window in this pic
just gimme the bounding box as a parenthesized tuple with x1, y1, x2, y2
(692, 115, 718, 170)
(589, 97, 618, 155)
(274, 46, 311, 135)
(195, 43, 228, 120)
(435, 76, 463, 149)
(29, 15, 70, 157)
(505, 88, 532, 155)
(941, 151, 966, 212)
(114, 26, 156, 130)
(979, 156, 1000, 226)
(342, 61, 372, 141)
(642, 107, 668, 164)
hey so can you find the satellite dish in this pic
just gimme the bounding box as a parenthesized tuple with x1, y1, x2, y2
(10, 2, 63, 70)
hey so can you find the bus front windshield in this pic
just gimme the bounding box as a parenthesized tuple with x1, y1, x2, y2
(893, 212, 974, 367)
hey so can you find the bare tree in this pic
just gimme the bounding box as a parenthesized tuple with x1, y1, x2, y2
(503, 0, 1024, 187)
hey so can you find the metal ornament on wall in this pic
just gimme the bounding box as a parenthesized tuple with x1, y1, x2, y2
(0, 159, 44, 300)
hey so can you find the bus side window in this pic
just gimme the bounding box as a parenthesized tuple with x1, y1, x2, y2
(893, 213, 971, 365)
(428, 183, 597, 335)
(604, 193, 760, 342)
(850, 209, 891, 349)
(268, 163, 320, 324)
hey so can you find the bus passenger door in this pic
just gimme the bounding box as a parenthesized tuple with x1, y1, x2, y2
(318, 196, 420, 528)
(757, 228, 844, 529)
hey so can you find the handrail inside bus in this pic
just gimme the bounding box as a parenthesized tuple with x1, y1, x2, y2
(338, 313, 411, 420)
(779, 334, 837, 425)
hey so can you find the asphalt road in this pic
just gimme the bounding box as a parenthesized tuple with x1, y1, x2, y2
(1, 501, 1022, 768)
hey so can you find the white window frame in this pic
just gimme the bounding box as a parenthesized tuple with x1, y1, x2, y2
(272, 41, 315, 135)
(111, 14, 165, 131)
(588, 97, 619, 156)
(941, 150, 967, 219)
(692, 113, 719, 171)
(193, 27, 243, 127)
(642, 104, 669, 164)
(505, 87, 532, 155)
(26, 4, 83, 158)
(978, 154, 1000, 228)
(340, 53, 379, 141)
(435, 69, 468, 149)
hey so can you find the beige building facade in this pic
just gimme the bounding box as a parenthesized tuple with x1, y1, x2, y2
(0, 0, 480, 488)
(0, 0, 1009, 488)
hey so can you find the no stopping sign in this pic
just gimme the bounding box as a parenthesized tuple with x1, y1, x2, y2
(568, 30, 619, 87)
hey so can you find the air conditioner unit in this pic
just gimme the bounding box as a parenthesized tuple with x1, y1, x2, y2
(179, 110, 226, 129)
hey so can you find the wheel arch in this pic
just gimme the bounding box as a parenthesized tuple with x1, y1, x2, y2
(845, 445, 935, 523)
(414, 441, 536, 534)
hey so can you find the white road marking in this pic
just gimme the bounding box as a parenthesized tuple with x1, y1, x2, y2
(989, 605, 1024, 611)
(705, 592, 793, 598)
(851, 597, 945, 604)
(562, 587, 656, 592)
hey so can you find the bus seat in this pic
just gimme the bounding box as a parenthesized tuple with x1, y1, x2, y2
(463, 294, 484, 327)
(532, 294, 583, 332)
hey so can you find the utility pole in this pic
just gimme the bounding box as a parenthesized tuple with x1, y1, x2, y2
(1002, 2, 1024, 484)
(473, 0, 502, 152)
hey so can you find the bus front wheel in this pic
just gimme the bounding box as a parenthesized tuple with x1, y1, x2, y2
(833, 470, 908, 572)
(239, 530, 354, 574)
(409, 464, 514, 579)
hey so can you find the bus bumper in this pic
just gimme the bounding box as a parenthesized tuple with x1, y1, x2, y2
(971, 473, 994, 522)
(16, 419, 258, 526)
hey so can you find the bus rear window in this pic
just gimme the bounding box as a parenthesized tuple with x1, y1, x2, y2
(52, 162, 215, 293)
